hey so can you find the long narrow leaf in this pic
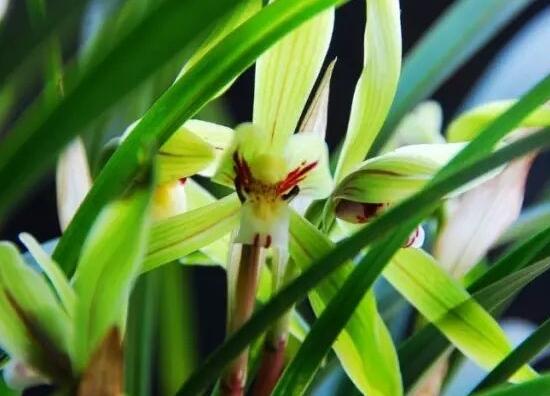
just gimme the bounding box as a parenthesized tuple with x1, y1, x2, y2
(0, 0, 238, 220)
(475, 318, 550, 392)
(385, 249, 535, 382)
(176, 131, 550, 395)
(473, 375, 550, 396)
(53, 0, 350, 276)
(369, 0, 536, 155)
(288, 210, 402, 396)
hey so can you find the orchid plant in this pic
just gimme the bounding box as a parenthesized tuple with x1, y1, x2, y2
(0, 0, 550, 396)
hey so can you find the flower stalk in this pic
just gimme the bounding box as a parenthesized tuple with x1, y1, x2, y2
(222, 243, 263, 396)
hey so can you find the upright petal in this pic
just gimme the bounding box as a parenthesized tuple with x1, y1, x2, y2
(284, 133, 333, 200)
(435, 155, 534, 277)
(383, 100, 444, 152)
(298, 59, 336, 138)
(335, 0, 402, 182)
(253, 4, 334, 149)
(56, 138, 92, 232)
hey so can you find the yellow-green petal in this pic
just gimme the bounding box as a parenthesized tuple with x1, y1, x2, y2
(253, 4, 334, 149)
(335, 0, 402, 181)
(158, 120, 232, 183)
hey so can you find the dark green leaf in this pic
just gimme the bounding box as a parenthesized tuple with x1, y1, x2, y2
(473, 374, 550, 396)
(0, 0, 239, 220)
(474, 317, 550, 392)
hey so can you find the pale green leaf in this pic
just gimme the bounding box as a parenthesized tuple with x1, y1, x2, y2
(447, 100, 550, 142)
(289, 210, 402, 396)
(253, 4, 333, 149)
(334, 0, 402, 181)
(72, 181, 152, 372)
(18, 233, 76, 315)
(385, 249, 536, 382)
(144, 193, 240, 272)
(0, 244, 54, 367)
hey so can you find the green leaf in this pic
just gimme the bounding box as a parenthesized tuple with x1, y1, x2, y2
(385, 249, 535, 382)
(143, 193, 240, 272)
(18, 233, 76, 315)
(72, 174, 153, 372)
(447, 100, 550, 142)
(53, 0, 350, 276)
(253, 4, 333, 149)
(369, 0, 536, 155)
(0, 0, 88, 86)
(176, 129, 550, 394)
(398, 230, 550, 391)
(473, 374, 550, 396)
(474, 316, 550, 392)
(0, 0, 239, 221)
(275, 216, 415, 396)
(334, 0, 402, 181)
(0, 242, 71, 381)
(288, 210, 402, 396)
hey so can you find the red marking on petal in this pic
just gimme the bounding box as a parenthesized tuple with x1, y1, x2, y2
(253, 234, 260, 247)
(265, 235, 272, 249)
(404, 227, 420, 248)
(179, 178, 187, 185)
(276, 161, 318, 195)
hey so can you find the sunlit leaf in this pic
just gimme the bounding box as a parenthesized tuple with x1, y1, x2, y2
(72, 172, 153, 371)
(288, 210, 402, 396)
(386, 249, 536, 382)
(19, 233, 76, 315)
(335, 0, 401, 181)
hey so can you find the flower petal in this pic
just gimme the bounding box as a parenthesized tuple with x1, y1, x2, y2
(435, 155, 534, 277)
(152, 180, 187, 221)
(56, 138, 92, 232)
(253, 5, 334, 149)
(158, 120, 233, 183)
(383, 100, 444, 152)
(446, 100, 550, 142)
(334, 0, 402, 181)
(333, 143, 466, 204)
(298, 59, 336, 138)
(213, 122, 271, 187)
(284, 133, 333, 200)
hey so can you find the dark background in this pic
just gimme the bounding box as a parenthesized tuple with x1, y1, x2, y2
(1, 0, 549, 362)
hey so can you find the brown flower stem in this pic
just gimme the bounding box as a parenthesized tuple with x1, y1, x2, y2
(251, 328, 288, 396)
(221, 244, 262, 396)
